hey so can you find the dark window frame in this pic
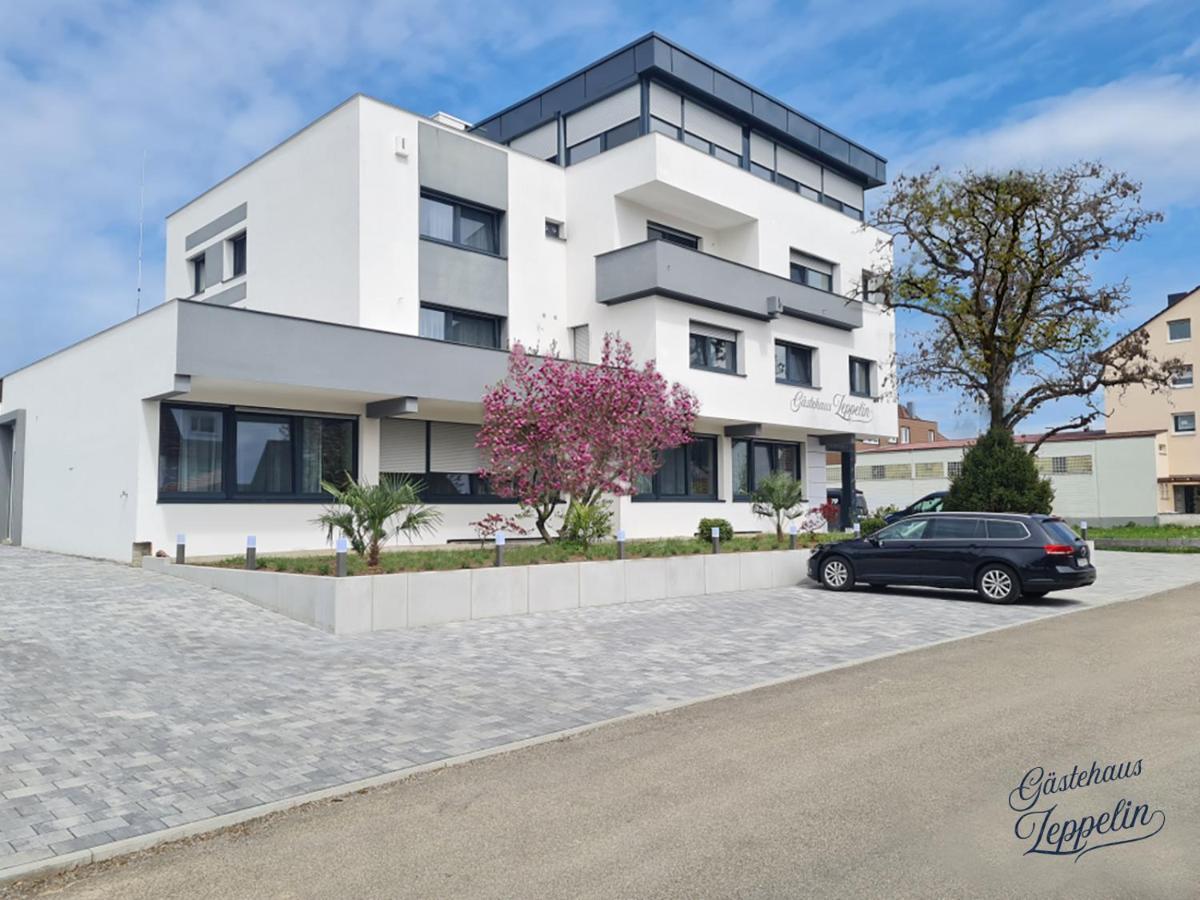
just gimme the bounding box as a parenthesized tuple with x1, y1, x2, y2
(849, 356, 873, 398)
(689, 332, 738, 375)
(381, 420, 512, 505)
(190, 254, 205, 295)
(418, 190, 503, 257)
(633, 434, 719, 502)
(1167, 318, 1191, 341)
(789, 262, 833, 293)
(647, 221, 701, 250)
(566, 118, 641, 164)
(775, 340, 815, 387)
(732, 437, 803, 501)
(157, 402, 358, 504)
(418, 303, 503, 350)
(231, 232, 247, 277)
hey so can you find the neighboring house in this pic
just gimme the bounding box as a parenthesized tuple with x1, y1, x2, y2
(1105, 284, 1200, 515)
(831, 431, 1165, 525)
(0, 34, 897, 562)
(825, 401, 944, 470)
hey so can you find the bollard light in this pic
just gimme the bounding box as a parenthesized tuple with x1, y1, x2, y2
(335, 536, 348, 577)
(711, 526, 721, 554)
(245, 535, 257, 571)
(616, 529, 626, 560)
(853, 522, 861, 538)
(788, 522, 798, 551)
(495, 530, 506, 567)
(1080, 520, 1089, 541)
(175, 533, 186, 565)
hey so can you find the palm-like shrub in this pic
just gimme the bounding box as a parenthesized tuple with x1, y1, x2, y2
(316, 476, 441, 567)
(751, 471, 807, 541)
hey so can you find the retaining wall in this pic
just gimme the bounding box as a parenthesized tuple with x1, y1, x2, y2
(143, 550, 813, 635)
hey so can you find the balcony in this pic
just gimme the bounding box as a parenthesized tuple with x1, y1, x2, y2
(595, 239, 863, 330)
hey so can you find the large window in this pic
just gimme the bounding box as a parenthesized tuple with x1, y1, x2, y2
(419, 304, 502, 349)
(1168, 319, 1191, 342)
(647, 222, 700, 250)
(190, 255, 205, 295)
(689, 323, 738, 374)
(419, 192, 501, 255)
(635, 435, 717, 501)
(158, 404, 356, 502)
(849, 357, 873, 397)
(379, 420, 504, 502)
(775, 341, 813, 386)
(567, 119, 640, 164)
(733, 438, 802, 499)
(790, 251, 834, 293)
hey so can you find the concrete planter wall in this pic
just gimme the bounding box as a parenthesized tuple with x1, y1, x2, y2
(143, 550, 812, 635)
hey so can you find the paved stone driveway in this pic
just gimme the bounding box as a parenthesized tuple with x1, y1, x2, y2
(2, 546, 1198, 872)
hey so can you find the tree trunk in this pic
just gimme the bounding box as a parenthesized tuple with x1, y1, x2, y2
(534, 499, 558, 543)
(775, 519, 783, 541)
(367, 540, 380, 568)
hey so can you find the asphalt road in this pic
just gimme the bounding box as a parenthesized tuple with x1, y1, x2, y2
(11, 585, 1199, 899)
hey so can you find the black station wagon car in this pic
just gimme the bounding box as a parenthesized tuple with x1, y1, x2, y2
(807, 513, 1095, 603)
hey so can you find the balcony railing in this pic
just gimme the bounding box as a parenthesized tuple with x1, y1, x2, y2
(595, 239, 863, 330)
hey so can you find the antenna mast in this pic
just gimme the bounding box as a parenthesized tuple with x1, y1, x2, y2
(136, 150, 146, 315)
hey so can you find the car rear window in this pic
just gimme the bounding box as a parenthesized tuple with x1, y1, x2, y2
(1042, 520, 1079, 544)
(986, 519, 1029, 539)
(929, 517, 982, 539)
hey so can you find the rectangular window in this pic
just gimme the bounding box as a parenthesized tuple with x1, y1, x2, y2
(928, 430, 936, 442)
(733, 438, 802, 499)
(567, 119, 640, 164)
(545, 219, 563, 240)
(380, 420, 503, 502)
(774, 341, 813, 386)
(636, 435, 718, 501)
(158, 406, 224, 497)
(647, 221, 701, 250)
(158, 404, 357, 502)
(790, 263, 832, 292)
(1168, 319, 1191, 341)
(191, 255, 206, 294)
(231, 233, 247, 277)
(900, 426, 911, 443)
(1173, 365, 1193, 387)
(1174, 413, 1196, 434)
(849, 357, 873, 397)
(750, 162, 773, 181)
(947, 460, 963, 478)
(915, 461, 943, 479)
(649, 117, 679, 138)
(419, 304, 501, 349)
(419, 192, 500, 255)
(689, 323, 738, 374)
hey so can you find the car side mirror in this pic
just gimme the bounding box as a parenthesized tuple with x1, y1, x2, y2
(870, 537, 882, 547)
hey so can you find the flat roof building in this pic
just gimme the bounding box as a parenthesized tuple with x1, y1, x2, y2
(0, 35, 895, 561)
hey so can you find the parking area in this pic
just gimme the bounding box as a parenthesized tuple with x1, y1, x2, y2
(2, 545, 1199, 874)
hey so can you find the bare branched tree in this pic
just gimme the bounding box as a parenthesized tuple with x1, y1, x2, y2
(872, 161, 1181, 451)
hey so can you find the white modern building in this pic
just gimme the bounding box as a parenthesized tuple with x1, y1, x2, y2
(0, 34, 896, 562)
(839, 430, 1166, 525)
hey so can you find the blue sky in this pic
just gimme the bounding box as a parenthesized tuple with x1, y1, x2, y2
(3, 0, 1199, 436)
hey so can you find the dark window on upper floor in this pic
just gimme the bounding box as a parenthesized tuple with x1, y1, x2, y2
(419, 304, 502, 350)
(849, 357, 873, 397)
(775, 341, 814, 386)
(689, 323, 737, 374)
(566, 119, 640, 165)
(790, 263, 832, 293)
(545, 219, 563, 239)
(231, 233, 247, 277)
(648, 221, 700, 250)
(1168, 318, 1191, 341)
(419, 192, 501, 255)
(635, 435, 718, 501)
(191, 255, 205, 294)
(158, 403, 356, 502)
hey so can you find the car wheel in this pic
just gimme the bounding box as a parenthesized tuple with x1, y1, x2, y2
(976, 564, 1020, 604)
(820, 556, 854, 591)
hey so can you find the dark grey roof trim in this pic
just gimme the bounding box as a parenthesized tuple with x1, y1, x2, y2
(471, 33, 886, 187)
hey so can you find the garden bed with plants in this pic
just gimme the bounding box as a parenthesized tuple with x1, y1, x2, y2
(204, 531, 845, 577)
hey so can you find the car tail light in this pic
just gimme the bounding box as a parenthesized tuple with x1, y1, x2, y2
(1043, 544, 1075, 556)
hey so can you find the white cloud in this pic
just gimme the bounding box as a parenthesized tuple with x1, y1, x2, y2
(900, 74, 1200, 207)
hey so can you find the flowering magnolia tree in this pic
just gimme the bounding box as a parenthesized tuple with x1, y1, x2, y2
(476, 334, 698, 542)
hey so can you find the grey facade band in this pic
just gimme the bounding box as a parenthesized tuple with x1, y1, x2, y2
(185, 202, 248, 251)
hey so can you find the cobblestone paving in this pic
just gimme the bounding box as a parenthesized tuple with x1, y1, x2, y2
(2, 546, 1198, 871)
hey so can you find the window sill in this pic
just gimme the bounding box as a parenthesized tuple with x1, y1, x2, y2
(689, 364, 745, 377)
(158, 496, 336, 505)
(631, 495, 721, 503)
(419, 235, 506, 260)
(777, 379, 818, 389)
